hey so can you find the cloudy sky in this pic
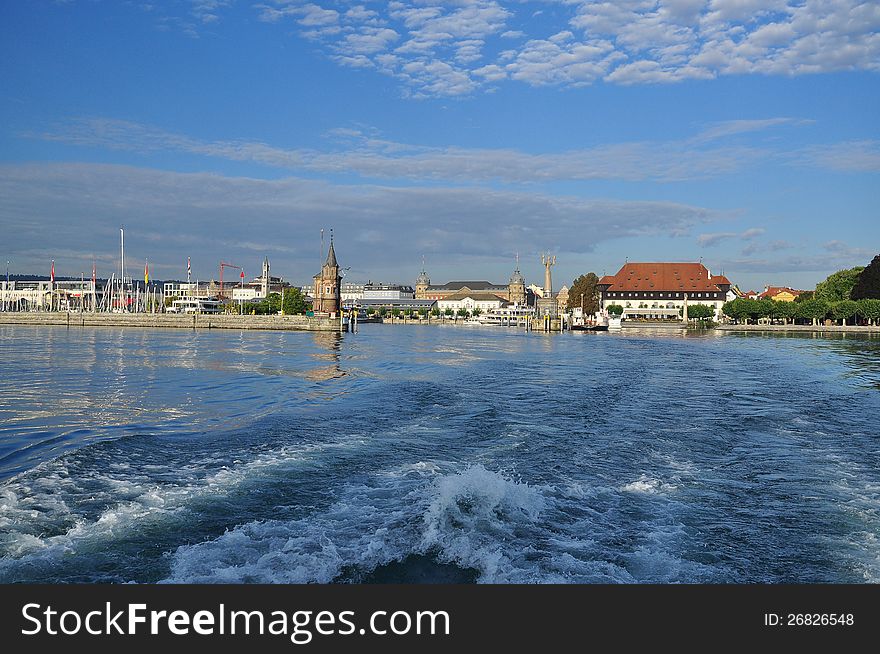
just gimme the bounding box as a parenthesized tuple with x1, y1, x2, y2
(1, 1, 878, 291)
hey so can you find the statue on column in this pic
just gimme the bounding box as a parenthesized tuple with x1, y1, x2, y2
(541, 253, 556, 298)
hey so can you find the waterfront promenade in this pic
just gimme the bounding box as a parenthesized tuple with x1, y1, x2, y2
(715, 324, 880, 334)
(0, 312, 342, 331)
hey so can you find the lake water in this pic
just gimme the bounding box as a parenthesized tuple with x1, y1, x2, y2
(1, 324, 878, 583)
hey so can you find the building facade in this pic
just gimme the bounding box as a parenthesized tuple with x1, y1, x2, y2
(436, 290, 508, 313)
(312, 239, 342, 315)
(598, 262, 732, 321)
(758, 286, 803, 302)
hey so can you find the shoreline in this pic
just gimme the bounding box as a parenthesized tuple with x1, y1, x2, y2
(714, 323, 880, 333)
(0, 312, 342, 331)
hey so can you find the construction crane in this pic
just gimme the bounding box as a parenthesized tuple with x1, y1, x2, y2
(219, 262, 241, 300)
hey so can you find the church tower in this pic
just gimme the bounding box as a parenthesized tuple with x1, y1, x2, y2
(415, 257, 430, 299)
(508, 254, 526, 305)
(313, 232, 341, 315)
(261, 257, 270, 298)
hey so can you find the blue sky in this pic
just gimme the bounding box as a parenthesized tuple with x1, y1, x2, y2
(1, 1, 878, 291)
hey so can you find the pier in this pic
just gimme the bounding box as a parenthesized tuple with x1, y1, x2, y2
(0, 312, 342, 332)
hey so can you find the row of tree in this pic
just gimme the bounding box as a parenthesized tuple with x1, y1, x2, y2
(722, 297, 880, 325)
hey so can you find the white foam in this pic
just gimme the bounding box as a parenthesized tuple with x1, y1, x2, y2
(621, 475, 677, 495)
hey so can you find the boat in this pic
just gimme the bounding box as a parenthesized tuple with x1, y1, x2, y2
(571, 323, 608, 331)
(478, 305, 535, 326)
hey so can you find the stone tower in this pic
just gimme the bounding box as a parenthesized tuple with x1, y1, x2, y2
(508, 254, 526, 305)
(261, 257, 270, 298)
(415, 257, 430, 299)
(313, 233, 341, 315)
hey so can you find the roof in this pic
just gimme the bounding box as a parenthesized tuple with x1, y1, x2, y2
(427, 281, 507, 291)
(759, 286, 804, 299)
(324, 242, 338, 268)
(597, 262, 730, 292)
(439, 290, 508, 302)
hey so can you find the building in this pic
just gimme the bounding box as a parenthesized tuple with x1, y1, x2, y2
(556, 285, 569, 310)
(758, 286, 804, 302)
(313, 237, 342, 315)
(362, 283, 415, 301)
(436, 290, 508, 314)
(508, 262, 527, 305)
(415, 258, 531, 305)
(598, 262, 732, 321)
(341, 282, 365, 303)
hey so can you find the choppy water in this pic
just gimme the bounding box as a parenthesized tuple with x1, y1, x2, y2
(0, 324, 878, 583)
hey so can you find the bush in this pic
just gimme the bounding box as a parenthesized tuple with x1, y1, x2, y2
(606, 304, 624, 316)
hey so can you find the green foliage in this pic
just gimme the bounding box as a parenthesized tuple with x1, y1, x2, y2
(796, 298, 829, 322)
(391, 308, 401, 318)
(722, 298, 750, 322)
(430, 307, 441, 317)
(831, 299, 859, 324)
(418, 307, 428, 317)
(281, 287, 308, 315)
(851, 254, 880, 300)
(815, 267, 865, 303)
(794, 290, 814, 303)
(686, 304, 714, 320)
(444, 307, 454, 316)
(471, 307, 482, 316)
(456, 307, 469, 317)
(772, 300, 798, 322)
(568, 272, 600, 313)
(856, 298, 880, 322)
(606, 304, 624, 316)
(376, 307, 387, 317)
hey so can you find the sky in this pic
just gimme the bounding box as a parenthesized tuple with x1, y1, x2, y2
(1, 0, 878, 292)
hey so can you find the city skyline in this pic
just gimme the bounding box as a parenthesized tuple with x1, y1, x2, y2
(1, 1, 878, 291)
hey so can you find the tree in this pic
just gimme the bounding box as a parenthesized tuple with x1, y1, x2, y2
(567, 272, 600, 314)
(391, 308, 401, 318)
(851, 254, 880, 300)
(687, 304, 714, 321)
(430, 307, 441, 317)
(832, 299, 858, 325)
(722, 298, 750, 323)
(418, 307, 428, 318)
(794, 290, 814, 303)
(772, 300, 798, 325)
(796, 298, 829, 325)
(471, 307, 482, 316)
(444, 307, 454, 318)
(606, 304, 624, 316)
(456, 307, 469, 318)
(815, 267, 865, 303)
(857, 298, 880, 325)
(281, 287, 308, 315)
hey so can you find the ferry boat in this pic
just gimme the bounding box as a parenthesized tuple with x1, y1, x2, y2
(478, 306, 535, 326)
(166, 298, 222, 314)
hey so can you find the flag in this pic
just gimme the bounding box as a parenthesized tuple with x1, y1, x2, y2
(144, 260, 149, 285)
(50, 260, 55, 283)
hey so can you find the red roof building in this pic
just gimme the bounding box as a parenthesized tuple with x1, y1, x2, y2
(598, 262, 732, 321)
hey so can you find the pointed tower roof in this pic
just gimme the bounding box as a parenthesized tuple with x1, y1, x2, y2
(325, 239, 338, 268)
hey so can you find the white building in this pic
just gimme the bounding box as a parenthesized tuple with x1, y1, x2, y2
(362, 283, 415, 301)
(437, 290, 507, 313)
(598, 262, 732, 321)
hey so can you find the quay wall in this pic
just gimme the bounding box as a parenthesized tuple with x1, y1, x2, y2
(715, 324, 880, 334)
(0, 312, 342, 331)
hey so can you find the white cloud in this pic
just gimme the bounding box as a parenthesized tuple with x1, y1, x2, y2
(245, 1, 880, 96)
(697, 227, 765, 246)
